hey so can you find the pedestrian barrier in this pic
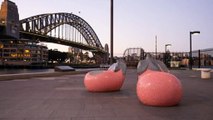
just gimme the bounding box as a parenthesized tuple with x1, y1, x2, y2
(201, 68, 211, 79)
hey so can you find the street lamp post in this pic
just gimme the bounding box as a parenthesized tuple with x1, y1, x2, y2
(110, 0, 114, 64)
(189, 31, 200, 69)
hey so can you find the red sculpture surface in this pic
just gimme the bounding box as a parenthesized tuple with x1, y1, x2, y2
(136, 54, 183, 107)
(84, 70, 125, 92)
(137, 70, 182, 106)
(84, 60, 126, 92)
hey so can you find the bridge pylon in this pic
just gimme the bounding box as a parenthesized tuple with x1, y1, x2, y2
(0, 0, 19, 39)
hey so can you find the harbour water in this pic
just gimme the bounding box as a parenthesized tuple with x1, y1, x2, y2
(0, 68, 101, 75)
(0, 68, 55, 75)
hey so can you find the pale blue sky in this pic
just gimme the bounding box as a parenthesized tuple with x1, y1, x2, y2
(10, 0, 213, 56)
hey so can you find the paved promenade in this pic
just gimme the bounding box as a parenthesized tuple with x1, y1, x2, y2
(0, 69, 213, 120)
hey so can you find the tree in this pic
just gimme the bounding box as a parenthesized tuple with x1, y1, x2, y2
(67, 52, 74, 63)
(83, 52, 90, 62)
(48, 49, 67, 63)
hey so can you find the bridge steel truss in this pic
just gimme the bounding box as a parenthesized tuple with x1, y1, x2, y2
(19, 12, 105, 53)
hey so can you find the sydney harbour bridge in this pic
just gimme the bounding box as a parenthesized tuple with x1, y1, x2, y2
(19, 13, 106, 53)
(0, 0, 108, 65)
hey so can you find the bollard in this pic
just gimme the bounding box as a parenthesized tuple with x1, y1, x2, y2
(201, 69, 211, 79)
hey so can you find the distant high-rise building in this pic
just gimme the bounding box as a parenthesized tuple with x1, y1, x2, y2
(68, 46, 81, 54)
(104, 44, 109, 53)
(0, 0, 19, 39)
(68, 47, 73, 53)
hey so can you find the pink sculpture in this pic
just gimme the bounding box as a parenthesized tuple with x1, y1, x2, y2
(137, 54, 182, 106)
(84, 60, 126, 92)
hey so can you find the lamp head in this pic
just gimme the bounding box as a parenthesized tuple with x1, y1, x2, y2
(165, 44, 172, 47)
(190, 31, 200, 35)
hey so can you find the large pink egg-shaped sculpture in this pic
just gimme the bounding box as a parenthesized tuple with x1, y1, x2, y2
(84, 69, 125, 92)
(137, 70, 183, 107)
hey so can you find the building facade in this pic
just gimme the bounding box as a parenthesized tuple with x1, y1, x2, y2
(0, 0, 48, 67)
(0, 39, 48, 66)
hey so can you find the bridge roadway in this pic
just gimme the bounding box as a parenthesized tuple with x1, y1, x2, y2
(0, 69, 213, 120)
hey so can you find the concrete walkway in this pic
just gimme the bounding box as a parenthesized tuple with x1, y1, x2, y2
(0, 69, 213, 120)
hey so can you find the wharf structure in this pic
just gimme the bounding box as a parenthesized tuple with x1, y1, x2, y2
(123, 47, 213, 68)
(0, 0, 48, 67)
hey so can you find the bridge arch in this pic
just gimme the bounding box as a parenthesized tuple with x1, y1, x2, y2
(19, 12, 104, 50)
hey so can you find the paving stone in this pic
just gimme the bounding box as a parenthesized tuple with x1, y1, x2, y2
(0, 69, 213, 120)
